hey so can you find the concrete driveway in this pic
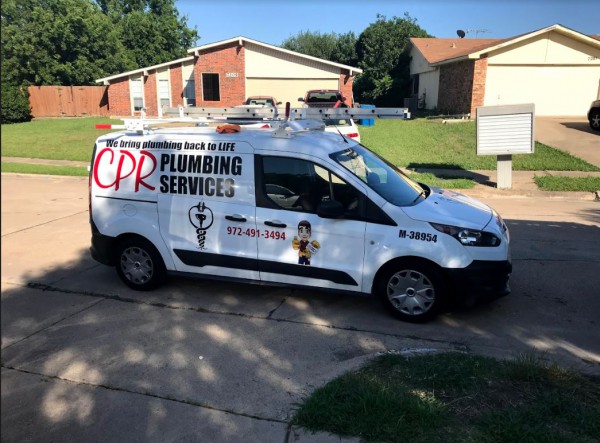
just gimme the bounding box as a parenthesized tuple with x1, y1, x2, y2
(2, 174, 600, 442)
(535, 116, 600, 167)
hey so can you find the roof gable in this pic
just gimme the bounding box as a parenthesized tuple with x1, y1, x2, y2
(411, 24, 600, 66)
(410, 38, 503, 64)
(188, 36, 362, 74)
(96, 36, 362, 84)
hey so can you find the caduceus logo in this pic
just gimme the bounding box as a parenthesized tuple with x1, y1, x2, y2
(189, 201, 214, 249)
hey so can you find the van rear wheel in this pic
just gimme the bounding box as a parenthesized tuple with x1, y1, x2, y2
(115, 237, 166, 291)
(377, 261, 447, 323)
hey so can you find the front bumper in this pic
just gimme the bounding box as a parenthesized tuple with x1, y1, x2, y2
(445, 260, 512, 307)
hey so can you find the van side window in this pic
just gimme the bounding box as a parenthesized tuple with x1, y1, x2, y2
(259, 156, 361, 217)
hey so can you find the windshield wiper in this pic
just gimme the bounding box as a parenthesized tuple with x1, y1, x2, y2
(411, 190, 427, 204)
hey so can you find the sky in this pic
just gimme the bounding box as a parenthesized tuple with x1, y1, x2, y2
(176, 0, 599, 47)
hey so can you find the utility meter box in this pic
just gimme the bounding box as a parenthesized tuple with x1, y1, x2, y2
(475, 103, 535, 189)
(476, 103, 535, 156)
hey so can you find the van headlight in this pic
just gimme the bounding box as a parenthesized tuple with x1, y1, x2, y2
(430, 223, 501, 247)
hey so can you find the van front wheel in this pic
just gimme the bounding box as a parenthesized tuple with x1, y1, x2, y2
(115, 237, 166, 291)
(377, 261, 447, 323)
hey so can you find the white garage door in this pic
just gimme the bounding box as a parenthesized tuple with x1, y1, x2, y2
(484, 65, 600, 116)
(246, 79, 339, 106)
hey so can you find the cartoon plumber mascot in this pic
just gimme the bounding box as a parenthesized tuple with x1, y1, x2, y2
(292, 220, 320, 265)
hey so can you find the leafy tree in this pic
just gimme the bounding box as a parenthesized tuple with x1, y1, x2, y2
(281, 31, 357, 67)
(1, 0, 199, 86)
(0, 84, 32, 123)
(355, 13, 431, 106)
(1, 0, 136, 85)
(96, 0, 199, 67)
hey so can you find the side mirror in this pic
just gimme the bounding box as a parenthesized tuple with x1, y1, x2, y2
(276, 101, 282, 105)
(317, 200, 344, 219)
(298, 97, 304, 102)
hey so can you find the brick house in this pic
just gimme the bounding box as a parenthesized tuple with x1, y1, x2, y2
(96, 36, 362, 117)
(409, 24, 600, 117)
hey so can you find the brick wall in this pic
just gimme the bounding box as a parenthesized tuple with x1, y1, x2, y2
(143, 72, 158, 116)
(194, 42, 245, 107)
(470, 57, 488, 116)
(340, 74, 355, 106)
(170, 64, 184, 108)
(106, 78, 130, 116)
(437, 60, 475, 115)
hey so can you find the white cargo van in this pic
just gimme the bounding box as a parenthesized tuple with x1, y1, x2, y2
(89, 108, 511, 322)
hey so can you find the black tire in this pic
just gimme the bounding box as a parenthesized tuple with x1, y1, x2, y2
(589, 109, 600, 131)
(115, 237, 166, 291)
(376, 260, 447, 323)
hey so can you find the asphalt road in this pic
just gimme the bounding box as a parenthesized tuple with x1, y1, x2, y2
(2, 173, 600, 442)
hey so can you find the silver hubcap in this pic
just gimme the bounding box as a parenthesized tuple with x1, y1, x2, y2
(387, 269, 435, 316)
(120, 246, 153, 285)
(592, 114, 600, 128)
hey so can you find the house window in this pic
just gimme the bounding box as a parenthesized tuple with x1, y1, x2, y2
(184, 80, 196, 107)
(411, 74, 420, 96)
(202, 73, 220, 101)
(131, 78, 144, 111)
(158, 79, 170, 108)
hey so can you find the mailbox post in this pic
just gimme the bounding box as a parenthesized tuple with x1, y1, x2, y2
(476, 104, 535, 189)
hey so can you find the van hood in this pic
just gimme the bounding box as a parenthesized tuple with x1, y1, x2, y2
(402, 187, 492, 230)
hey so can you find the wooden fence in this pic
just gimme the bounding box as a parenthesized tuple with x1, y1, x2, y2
(28, 86, 109, 117)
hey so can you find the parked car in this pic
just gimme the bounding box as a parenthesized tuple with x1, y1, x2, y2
(231, 96, 281, 123)
(323, 118, 361, 143)
(588, 100, 600, 131)
(298, 90, 348, 108)
(242, 96, 281, 107)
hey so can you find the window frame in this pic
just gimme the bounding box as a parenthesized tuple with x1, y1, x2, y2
(202, 73, 221, 101)
(158, 79, 170, 109)
(184, 79, 196, 107)
(130, 76, 144, 113)
(255, 154, 396, 225)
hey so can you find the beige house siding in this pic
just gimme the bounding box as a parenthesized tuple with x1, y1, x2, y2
(419, 70, 440, 110)
(488, 32, 600, 65)
(181, 62, 195, 80)
(245, 42, 342, 104)
(245, 79, 339, 105)
(245, 42, 340, 78)
(484, 32, 600, 115)
(409, 48, 439, 109)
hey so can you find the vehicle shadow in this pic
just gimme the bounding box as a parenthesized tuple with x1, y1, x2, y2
(560, 121, 598, 136)
(406, 163, 496, 187)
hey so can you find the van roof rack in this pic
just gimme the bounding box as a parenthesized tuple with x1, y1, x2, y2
(95, 103, 411, 134)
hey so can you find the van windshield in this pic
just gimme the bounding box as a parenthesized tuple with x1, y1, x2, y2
(331, 145, 427, 206)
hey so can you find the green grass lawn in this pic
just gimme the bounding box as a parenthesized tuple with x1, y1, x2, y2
(293, 352, 600, 443)
(360, 119, 600, 172)
(1, 162, 89, 176)
(1, 117, 121, 162)
(2, 117, 599, 192)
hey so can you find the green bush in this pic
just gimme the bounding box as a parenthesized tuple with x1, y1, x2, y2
(1, 84, 32, 124)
